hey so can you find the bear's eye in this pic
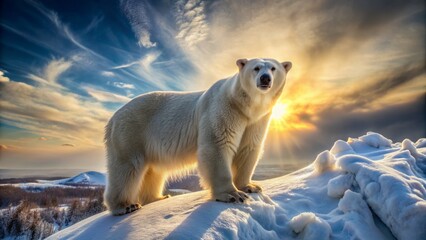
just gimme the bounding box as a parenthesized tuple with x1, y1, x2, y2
(271, 67, 276, 71)
(254, 67, 260, 72)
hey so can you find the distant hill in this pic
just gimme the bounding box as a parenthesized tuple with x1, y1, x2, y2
(43, 171, 107, 186)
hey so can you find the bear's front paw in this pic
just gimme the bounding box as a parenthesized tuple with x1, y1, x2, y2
(239, 183, 262, 193)
(111, 203, 142, 216)
(214, 190, 249, 203)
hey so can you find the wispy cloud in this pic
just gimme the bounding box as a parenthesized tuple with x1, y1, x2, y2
(110, 51, 169, 89)
(27, 0, 109, 61)
(120, 0, 157, 48)
(112, 82, 135, 89)
(111, 61, 140, 70)
(174, 0, 208, 47)
(27, 58, 72, 88)
(61, 143, 75, 147)
(101, 71, 115, 77)
(0, 79, 112, 149)
(84, 86, 131, 103)
(139, 51, 161, 69)
(83, 14, 104, 34)
(44, 59, 72, 84)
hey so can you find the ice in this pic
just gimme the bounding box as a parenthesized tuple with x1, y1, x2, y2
(49, 133, 426, 240)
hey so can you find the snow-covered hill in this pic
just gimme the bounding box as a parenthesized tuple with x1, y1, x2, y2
(1, 171, 107, 190)
(40, 171, 107, 186)
(48, 133, 426, 240)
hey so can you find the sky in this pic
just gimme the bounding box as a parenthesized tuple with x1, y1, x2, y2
(0, 0, 425, 172)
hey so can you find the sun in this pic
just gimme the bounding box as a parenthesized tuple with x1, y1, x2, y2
(271, 103, 288, 120)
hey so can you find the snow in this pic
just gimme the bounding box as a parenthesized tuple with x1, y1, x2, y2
(48, 132, 426, 240)
(40, 171, 107, 186)
(313, 150, 336, 173)
(0, 171, 106, 190)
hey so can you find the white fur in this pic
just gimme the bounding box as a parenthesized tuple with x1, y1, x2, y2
(104, 58, 292, 215)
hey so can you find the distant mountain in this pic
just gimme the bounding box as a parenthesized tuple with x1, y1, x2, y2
(38, 171, 106, 186)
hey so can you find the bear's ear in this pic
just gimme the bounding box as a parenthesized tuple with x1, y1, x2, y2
(236, 59, 248, 70)
(281, 61, 292, 72)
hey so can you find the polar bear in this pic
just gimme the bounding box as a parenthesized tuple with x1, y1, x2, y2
(104, 58, 292, 215)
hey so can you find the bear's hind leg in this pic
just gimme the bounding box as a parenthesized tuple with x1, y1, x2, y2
(139, 167, 169, 205)
(104, 156, 146, 216)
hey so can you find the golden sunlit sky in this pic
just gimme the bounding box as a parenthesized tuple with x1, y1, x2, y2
(0, 0, 425, 171)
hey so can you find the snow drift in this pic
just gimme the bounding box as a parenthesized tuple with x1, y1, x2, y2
(48, 132, 426, 240)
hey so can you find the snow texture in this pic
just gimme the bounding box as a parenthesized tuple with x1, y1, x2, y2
(49, 132, 426, 240)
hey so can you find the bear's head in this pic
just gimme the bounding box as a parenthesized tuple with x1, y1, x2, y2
(236, 58, 291, 95)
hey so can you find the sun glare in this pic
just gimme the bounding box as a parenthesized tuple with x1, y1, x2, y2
(271, 103, 288, 120)
(269, 102, 316, 131)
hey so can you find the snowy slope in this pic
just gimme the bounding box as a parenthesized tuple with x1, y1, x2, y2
(48, 133, 426, 240)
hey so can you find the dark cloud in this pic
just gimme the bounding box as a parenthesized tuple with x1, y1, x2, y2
(61, 143, 75, 147)
(316, 95, 425, 142)
(304, 0, 424, 59)
(265, 95, 426, 163)
(337, 64, 426, 109)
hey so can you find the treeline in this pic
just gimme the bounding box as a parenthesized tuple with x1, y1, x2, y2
(0, 186, 106, 239)
(0, 185, 104, 208)
(0, 177, 65, 184)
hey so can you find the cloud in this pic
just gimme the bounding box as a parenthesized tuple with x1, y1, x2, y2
(112, 51, 160, 69)
(61, 143, 75, 147)
(44, 58, 72, 84)
(0, 71, 10, 82)
(139, 51, 161, 69)
(27, 58, 72, 88)
(83, 14, 104, 33)
(27, 0, 108, 61)
(84, 87, 131, 103)
(0, 80, 111, 148)
(101, 71, 116, 77)
(110, 51, 170, 90)
(112, 82, 135, 89)
(342, 64, 426, 109)
(138, 31, 157, 48)
(120, 0, 157, 48)
(174, 0, 208, 47)
(38, 137, 48, 141)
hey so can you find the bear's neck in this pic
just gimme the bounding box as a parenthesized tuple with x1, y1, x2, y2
(227, 75, 275, 123)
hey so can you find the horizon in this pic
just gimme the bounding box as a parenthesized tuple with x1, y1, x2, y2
(0, 0, 425, 173)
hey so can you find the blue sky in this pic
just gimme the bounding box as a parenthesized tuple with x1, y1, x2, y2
(0, 0, 425, 170)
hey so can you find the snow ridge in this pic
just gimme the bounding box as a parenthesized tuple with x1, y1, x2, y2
(49, 132, 426, 240)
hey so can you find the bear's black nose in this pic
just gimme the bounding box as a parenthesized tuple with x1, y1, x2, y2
(260, 74, 271, 85)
